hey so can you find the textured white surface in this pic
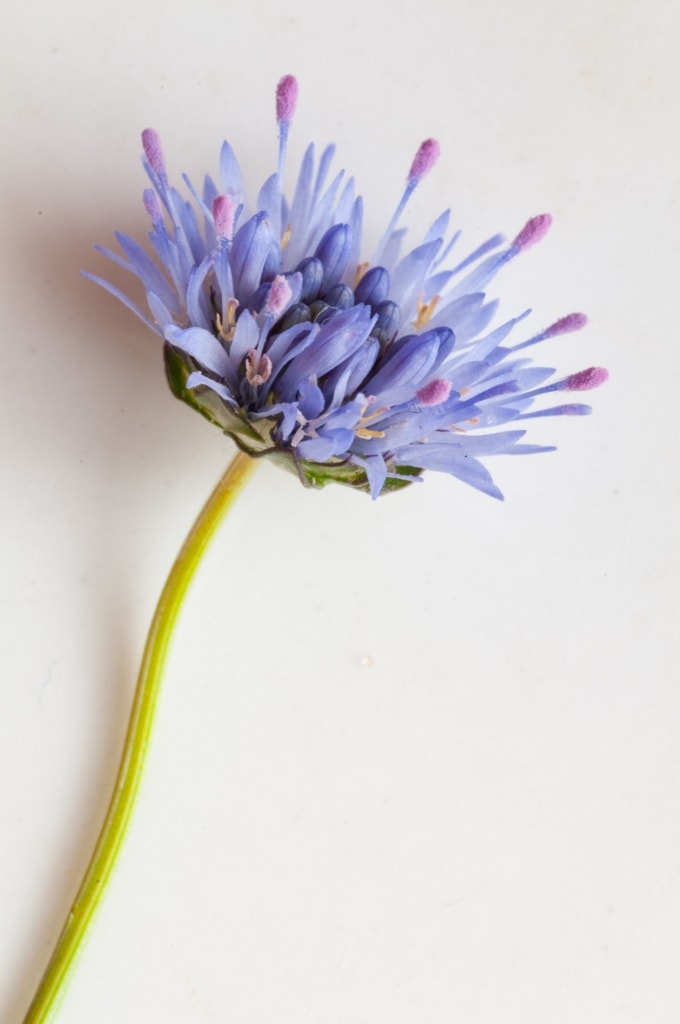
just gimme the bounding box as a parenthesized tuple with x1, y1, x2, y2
(1, 1, 678, 1021)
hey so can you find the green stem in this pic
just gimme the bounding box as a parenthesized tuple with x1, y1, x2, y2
(23, 451, 258, 1024)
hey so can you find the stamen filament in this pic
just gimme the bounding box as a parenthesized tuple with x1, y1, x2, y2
(276, 74, 299, 182)
(414, 294, 440, 330)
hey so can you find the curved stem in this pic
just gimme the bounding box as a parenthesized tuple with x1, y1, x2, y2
(23, 451, 258, 1024)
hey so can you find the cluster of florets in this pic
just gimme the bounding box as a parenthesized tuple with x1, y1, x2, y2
(87, 74, 607, 498)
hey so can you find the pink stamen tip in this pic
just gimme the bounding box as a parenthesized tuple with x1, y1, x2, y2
(142, 128, 165, 175)
(564, 366, 609, 391)
(408, 138, 440, 183)
(512, 213, 552, 253)
(276, 75, 299, 124)
(143, 188, 163, 223)
(213, 195, 236, 239)
(545, 312, 588, 337)
(264, 274, 293, 317)
(416, 378, 452, 406)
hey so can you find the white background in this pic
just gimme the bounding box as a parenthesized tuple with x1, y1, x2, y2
(1, 1, 678, 1021)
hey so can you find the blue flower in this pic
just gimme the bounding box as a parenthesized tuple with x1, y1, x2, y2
(86, 75, 607, 499)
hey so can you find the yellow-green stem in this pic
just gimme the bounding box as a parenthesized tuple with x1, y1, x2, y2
(23, 451, 258, 1024)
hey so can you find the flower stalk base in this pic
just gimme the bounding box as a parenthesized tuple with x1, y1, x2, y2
(22, 451, 258, 1024)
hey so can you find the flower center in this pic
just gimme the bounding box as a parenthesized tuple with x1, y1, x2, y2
(263, 255, 403, 353)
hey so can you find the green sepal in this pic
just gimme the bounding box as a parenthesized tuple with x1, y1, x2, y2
(164, 343, 268, 447)
(241, 448, 422, 496)
(291, 455, 421, 494)
(164, 343, 232, 431)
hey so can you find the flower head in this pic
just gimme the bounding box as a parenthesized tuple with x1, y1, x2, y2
(86, 76, 607, 499)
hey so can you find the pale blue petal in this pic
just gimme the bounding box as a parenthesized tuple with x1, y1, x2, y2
(186, 371, 238, 406)
(165, 325, 231, 377)
(82, 272, 159, 333)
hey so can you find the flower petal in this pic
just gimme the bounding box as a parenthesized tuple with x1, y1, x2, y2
(165, 325, 231, 377)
